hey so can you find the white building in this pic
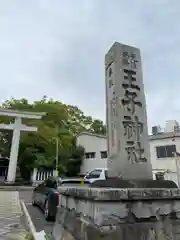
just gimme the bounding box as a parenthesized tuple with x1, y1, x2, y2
(77, 120, 180, 185)
(77, 132, 107, 174)
(150, 120, 180, 184)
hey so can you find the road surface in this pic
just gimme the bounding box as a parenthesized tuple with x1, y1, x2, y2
(19, 190, 54, 234)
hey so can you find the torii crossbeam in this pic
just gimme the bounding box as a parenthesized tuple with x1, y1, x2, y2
(0, 109, 45, 183)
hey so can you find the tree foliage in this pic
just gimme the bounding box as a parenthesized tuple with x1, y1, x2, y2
(0, 97, 106, 178)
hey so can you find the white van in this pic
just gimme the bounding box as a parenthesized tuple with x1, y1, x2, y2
(84, 168, 108, 183)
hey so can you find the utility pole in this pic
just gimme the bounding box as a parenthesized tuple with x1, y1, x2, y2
(54, 120, 69, 177)
(56, 137, 59, 176)
(53, 125, 60, 177)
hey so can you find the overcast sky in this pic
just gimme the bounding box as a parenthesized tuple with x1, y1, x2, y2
(0, 0, 180, 131)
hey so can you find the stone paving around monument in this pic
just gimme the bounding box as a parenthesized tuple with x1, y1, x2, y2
(0, 191, 29, 239)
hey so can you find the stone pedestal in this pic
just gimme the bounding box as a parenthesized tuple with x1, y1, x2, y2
(53, 186, 180, 240)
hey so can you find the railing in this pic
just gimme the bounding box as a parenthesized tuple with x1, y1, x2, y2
(31, 168, 56, 185)
(35, 170, 54, 181)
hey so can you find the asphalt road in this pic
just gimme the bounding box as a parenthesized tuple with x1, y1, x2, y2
(19, 190, 54, 234)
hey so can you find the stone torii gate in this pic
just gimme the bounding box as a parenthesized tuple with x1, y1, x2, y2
(0, 109, 45, 183)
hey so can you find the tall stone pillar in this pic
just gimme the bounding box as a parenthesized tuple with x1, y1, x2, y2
(7, 117, 21, 182)
(105, 42, 152, 179)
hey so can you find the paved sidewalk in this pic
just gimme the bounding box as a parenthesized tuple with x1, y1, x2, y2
(0, 191, 28, 239)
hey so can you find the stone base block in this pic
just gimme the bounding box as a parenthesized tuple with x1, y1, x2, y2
(54, 208, 180, 240)
(53, 187, 180, 240)
(90, 178, 178, 188)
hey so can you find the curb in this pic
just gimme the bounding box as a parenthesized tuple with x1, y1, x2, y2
(0, 186, 34, 191)
(20, 200, 37, 240)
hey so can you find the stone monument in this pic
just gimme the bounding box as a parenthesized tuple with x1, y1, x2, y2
(105, 42, 152, 179)
(52, 42, 180, 240)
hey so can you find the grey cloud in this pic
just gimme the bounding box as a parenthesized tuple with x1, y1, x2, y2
(0, 0, 180, 130)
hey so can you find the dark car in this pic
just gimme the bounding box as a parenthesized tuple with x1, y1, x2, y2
(32, 176, 90, 221)
(32, 176, 60, 221)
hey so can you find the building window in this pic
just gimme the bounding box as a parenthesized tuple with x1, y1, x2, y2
(85, 152, 96, 159)
(156, 145, 176, 158)
(100, 151, 107, 159)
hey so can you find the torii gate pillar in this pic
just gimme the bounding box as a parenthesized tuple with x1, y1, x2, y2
(0, 109, 45, 183)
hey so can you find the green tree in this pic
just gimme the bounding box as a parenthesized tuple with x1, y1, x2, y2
(65, 145, 85, 177)
(0, 97, 106, 179)
(90, 119, 106, 135)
